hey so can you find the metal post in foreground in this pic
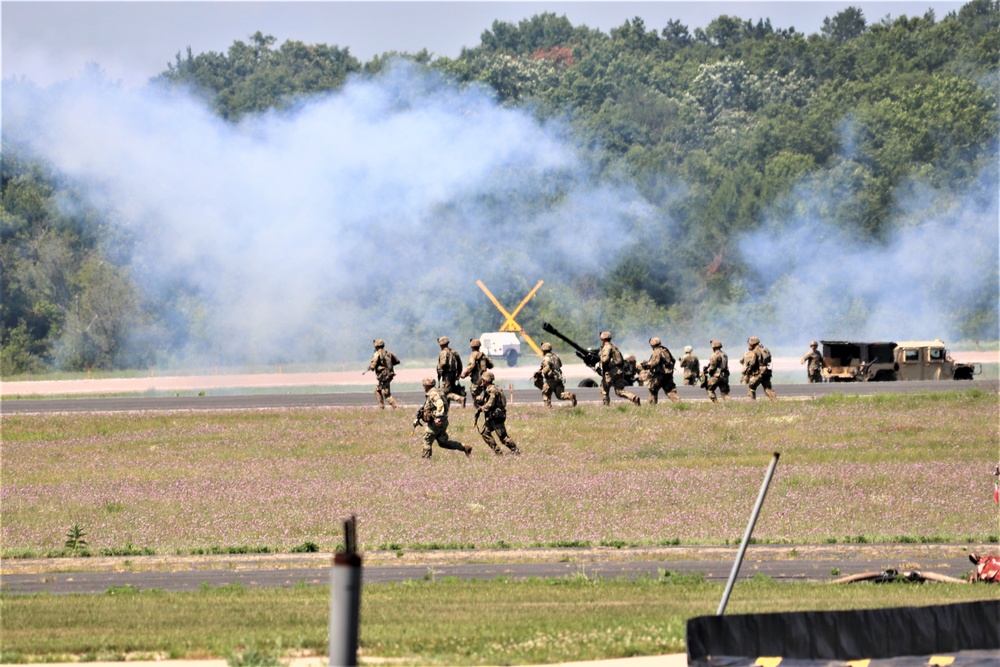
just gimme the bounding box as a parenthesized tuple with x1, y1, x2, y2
(329, 515, 362, 666)
(717, 451, 780, 616)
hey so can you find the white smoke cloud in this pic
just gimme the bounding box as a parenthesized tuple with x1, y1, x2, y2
(3, 63, 650, 365)
(737, 156, 999, 347)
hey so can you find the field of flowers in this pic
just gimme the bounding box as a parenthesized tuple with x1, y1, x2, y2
(2, 389, 998, 555)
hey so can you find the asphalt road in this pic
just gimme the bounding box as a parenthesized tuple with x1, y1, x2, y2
(0, 549, 980, 595)
(2, 379, 996, 414)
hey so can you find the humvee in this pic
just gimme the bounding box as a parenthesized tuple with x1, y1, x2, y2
(821, 339, 979, 382)
(479, 331, 521, 367)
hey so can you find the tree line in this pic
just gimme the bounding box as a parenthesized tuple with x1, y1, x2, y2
(2, 1, 997, 374)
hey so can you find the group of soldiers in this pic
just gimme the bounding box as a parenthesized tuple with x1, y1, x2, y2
(367, 336, 518, 459)
(367, 334, 826, 458)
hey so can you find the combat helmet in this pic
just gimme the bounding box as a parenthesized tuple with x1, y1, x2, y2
(599, 331, 612, 341)
(373, 339, 385, 348)
(437, 336, 450, 346)
(810, 340, 819, 347)
(684, 345, 693, 353)
(470, 339, 481, 349)
(711, 340, 723, 349)
(421, 377, 436, 388)
(540, 342, 552, 352)
(649, 337, 661, 346)
(748, 336, 760, 346)
(482, 371, 495, 383)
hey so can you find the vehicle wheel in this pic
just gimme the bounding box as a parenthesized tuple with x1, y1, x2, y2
(578, 378, 598, 388)
(954, 368, 973, 380)
(505, 349, 518, 367)
(872, 370, 897, 382)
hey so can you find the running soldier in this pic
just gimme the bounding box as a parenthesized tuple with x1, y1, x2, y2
(535, 342, 576, 407)
(436, 336, 466, 408)
(741, 336, 777, 401)
(367, 339, 400, 409)
(475, 371, 520, 456)
(598, 331, 640, 406)
(461, 338, 494, 403)
(641, 337, 680, 404)
(679, 345, 701, 386)
(415, 377, 472, 458)
(704, 340, 731, 403)
(801, 340, 828, 383)
(623, 355, 642, 387)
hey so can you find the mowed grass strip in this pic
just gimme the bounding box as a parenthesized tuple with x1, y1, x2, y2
(3, 577, 999, 664)
(3, 390, 998, 556)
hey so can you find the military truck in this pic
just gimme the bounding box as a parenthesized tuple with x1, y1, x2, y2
(479, 332, 521, 367)
(821, 339, 979, 382)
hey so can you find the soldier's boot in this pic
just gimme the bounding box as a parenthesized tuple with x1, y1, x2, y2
(461, 394, 467, 409)
(765, 389, 777, 401)
(747, 389, 757, 401)
(648, 392, 658, 405)
(707, 392, 718, 403)
(668, 390, 681, 403)
(569, 393, 577, 407)
(387, 396, 398, 409)
(721, 393, 731, 402)
(376, 389, 385, 409)
(464, 444, 473, 457)
(543, 397, 552, 408)
(630, 395, 641, 406)
(421, 448, 433, 459)
(506, 441, 521, 455)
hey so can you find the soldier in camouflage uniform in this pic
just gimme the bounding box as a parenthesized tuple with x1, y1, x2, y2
(641, 337, 680, 404)
(417, 377, 472, 458)
(598, 331, 640, 406)
(460, 338, 494, 403)
(741, 336, 777, 401)
(704, 340, 731, 403)
(475, 371, 520, 456)
(367, 339, 400, 409)
(623, 355, 641, 387)
(535, 342, 577, 407)
(436, 336, 466, 408)
(801, 340, 828, 383)
(679, 345, 701, 386)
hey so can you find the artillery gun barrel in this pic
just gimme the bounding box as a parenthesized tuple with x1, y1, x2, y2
(541, 322, 600, 370)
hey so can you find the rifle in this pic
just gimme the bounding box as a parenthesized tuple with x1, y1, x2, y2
(541, 322, 602, 372)
(700, 364, 710, 389)
(411, 409, 424, 436)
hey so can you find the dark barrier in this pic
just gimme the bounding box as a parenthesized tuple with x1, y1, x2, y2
(687, 600, 1000, 665)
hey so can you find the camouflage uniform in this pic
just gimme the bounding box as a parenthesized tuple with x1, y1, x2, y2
(679, 346, 701, 386)
(741, 337, 777, 401)
(436, 336, 466, 407)
(476, 372, 520, 456)
(642, 337, 680, 404)
(598, 332, 640, 406)
(705, 341, 731, 403)
(623, 355, 641, 386)
(367, 339, 400, 409)
(419, 378, 471, 458)
(801, 341, 827, 383)
(461, 339, 494, 402)
(536, 343, 576, 407)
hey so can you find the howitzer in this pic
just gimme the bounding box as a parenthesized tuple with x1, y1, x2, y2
(541, 323, 601, 371)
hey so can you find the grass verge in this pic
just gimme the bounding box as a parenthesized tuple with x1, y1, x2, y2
(3, 576, 999, 665)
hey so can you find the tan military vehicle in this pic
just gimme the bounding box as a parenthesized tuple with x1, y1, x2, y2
(821, 339, 979, 382)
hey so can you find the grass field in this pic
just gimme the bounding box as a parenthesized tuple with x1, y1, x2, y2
(3, 576, 1000, 664)
(3, 390, 999, 556)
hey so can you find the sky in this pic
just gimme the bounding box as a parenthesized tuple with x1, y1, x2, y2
(2, 1, 967, 88)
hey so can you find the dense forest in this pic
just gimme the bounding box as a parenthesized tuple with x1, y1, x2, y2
(2, 1, 998, 374)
